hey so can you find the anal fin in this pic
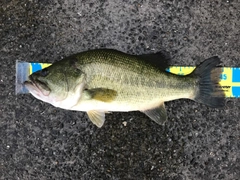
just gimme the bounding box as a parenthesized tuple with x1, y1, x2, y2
(87, 110, 105, 128)
(141, 103, 167, 125)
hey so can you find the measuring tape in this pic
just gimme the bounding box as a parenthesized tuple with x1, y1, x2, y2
(16, 62, 240, 98)
(165, 66, 240, 98)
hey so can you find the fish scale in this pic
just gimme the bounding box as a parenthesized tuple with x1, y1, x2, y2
(81, 57, 194, 104)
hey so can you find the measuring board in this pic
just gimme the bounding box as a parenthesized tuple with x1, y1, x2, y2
(16, 62, 240, 98)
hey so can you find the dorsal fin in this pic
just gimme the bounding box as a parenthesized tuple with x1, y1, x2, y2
(137, 51, 170, 71)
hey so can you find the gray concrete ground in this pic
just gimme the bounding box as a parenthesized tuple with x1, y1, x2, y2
(1, 0, 239, 179)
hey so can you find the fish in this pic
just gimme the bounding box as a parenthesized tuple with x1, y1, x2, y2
(24, 49, 225, 127)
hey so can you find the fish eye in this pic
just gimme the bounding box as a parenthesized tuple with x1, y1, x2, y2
(40, 68, 49, 77)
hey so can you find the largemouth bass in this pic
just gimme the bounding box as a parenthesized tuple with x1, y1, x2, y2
(24, 49, 225, 127)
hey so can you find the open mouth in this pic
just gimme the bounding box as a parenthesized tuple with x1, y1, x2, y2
(24, 76, 50, 96)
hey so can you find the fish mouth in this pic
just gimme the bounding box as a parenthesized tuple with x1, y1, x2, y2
(24, 75, 51, 96)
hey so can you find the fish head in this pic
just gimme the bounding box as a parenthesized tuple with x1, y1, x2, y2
(24, 62, 85, 108)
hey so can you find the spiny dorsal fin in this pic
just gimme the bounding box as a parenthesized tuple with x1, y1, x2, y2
(87, 110, 105, 128)
(141, 103, 167, 125)
(137, 51, 170, 71)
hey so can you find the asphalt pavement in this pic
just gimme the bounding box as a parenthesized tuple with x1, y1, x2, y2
(1, 0, 239, 179)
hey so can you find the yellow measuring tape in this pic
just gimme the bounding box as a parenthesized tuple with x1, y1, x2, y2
(167, 66, 240, 98)
(19, 62, 240, 98)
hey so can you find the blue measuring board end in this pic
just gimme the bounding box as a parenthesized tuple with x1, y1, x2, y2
(232, 68, 240, 82)
(232, 87, 240, 97)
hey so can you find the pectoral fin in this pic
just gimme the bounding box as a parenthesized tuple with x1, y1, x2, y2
(87, 110, 105, 128)
(142, 103, 167, 125)
(84, 88, 117, 102)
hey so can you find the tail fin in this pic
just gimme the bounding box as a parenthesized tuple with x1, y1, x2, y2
(192, 56, 225, 108)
